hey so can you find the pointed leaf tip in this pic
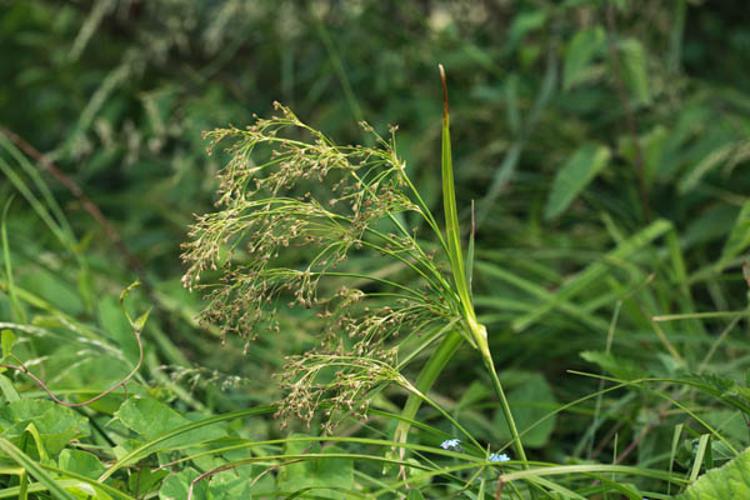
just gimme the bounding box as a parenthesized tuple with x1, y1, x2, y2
(438, 64, 449, 121)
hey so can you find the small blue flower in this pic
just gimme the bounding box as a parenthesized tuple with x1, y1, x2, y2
(440, 438, 461, 451)
(489, 452, 510, 463)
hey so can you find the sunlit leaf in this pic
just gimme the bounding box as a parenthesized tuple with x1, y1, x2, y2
(676, 447, 750, 499)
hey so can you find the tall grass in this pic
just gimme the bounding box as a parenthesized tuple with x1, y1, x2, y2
(2, 1, 750, 498)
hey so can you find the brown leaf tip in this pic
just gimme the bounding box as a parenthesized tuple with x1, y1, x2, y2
(438, 64, 449, 121)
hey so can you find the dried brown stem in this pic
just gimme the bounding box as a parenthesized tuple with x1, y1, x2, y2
(495, 474, 506, 499)
(0, 125, 149, 288)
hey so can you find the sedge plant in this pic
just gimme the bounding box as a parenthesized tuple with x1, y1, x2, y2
(181, 65, 527, 466)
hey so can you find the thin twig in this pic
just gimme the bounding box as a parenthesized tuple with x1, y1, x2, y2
(0, 326, 143, 407)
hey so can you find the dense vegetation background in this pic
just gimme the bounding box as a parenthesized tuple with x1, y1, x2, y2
(2, 0, 750, 497)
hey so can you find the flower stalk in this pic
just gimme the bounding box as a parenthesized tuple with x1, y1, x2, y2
(439, 64, 528, 467)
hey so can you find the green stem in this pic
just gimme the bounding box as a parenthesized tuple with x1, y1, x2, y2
(479, 344, 527, 466)
(437, 64, 528, 468)
(391, 332, 463, 458)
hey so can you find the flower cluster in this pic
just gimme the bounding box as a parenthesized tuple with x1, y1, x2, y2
(440, 438, 462, 451)
(182, 103, 461, 430)
(489, 452, 510, 463)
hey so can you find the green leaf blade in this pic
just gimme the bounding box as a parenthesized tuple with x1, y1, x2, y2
(563, 26, 606, 90)
(544, 144, 611, 220)
(676, 447, 750, 499)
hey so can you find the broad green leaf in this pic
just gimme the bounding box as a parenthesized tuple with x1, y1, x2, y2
(58, 449, 105, 480)
(23, 423, 49, 463)
(47, 354, 132, 413)
(0, 400, 89, 456)
(0, 330, 14, 359)
(98, 297, 139, 363)
(620, 38, 651, 105)
(115, 396, 225, 450)
(493, 373, 558, 448)
(159, 468, 207, 500)
(676, 447, 750, 499)
(209, 465, 275, 499)
(544, 144, 611, 220)
(0, 437, 75, 500)
(101, 406, 275, 480)
(277, 435, 354, 498)
(0, 375, 19, 403)
(702, 410, 749, 447)
(128, 467, 168, 497)
(563, 26, 606, 89)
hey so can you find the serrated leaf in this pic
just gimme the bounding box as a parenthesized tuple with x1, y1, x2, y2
(676, 447, 750, 499)
(544, 144, 611, 219)
(563, 26, 606, 89)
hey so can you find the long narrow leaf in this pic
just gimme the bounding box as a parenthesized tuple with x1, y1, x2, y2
(0, 437, 75, 500)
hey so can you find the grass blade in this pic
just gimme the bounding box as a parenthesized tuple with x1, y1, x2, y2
(0, 436, 76, 500)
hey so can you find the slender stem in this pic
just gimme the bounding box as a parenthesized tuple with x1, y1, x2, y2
(402, 378, 484, 453)
(437, 64, 528, 468)
(391, 332, 463, 459)
(479, 341, 528, 467)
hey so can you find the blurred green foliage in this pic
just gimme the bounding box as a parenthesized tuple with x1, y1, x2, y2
(2, 0, 750, 497)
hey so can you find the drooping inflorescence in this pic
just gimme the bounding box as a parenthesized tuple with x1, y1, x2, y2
(181, 103, 461, 429)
